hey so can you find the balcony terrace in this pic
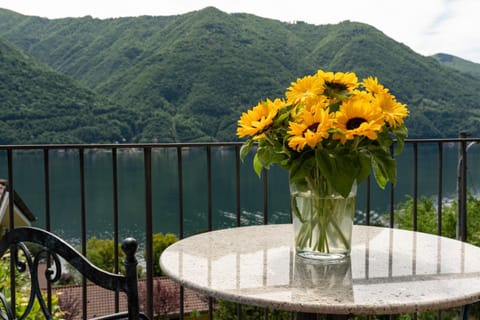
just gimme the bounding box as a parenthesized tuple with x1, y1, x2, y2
(1, 135, 479, 319)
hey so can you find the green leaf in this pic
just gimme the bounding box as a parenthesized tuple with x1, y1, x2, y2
(316, 149, 358, 198)
(371, 151, 397, 189)
(392, 124, 408, 155)
(377, 135, 393, 149)
(356, 152, 372, 184)
(331, 154, 359, 197)
(256, 145, 288, 169)
(275, 109, 291, 123)
(328, 101, 342, 113)
(239, 139, 254, 161)
(289, 155, 315, 187)
(253, 153, 263, 177)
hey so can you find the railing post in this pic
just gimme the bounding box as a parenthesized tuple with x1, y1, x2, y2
(437, 142, 443, 236)
(144, 147, 154, 319)
(262, 168, 268, 225)
(389, 145, 395, 228)
(235, 145, 242, 227)
(457, 132, 467, 241)
(413, 142, 418, 231)
(79, 147, 88, 320)
(7, 149, 16, 316)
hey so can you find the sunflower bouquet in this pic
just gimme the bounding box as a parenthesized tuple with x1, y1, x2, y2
(237, 69, 408, 258)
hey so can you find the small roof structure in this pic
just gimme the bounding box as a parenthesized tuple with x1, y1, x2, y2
(0, 179, 36, 235)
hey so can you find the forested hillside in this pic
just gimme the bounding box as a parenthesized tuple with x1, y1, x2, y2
(0, 37, 135, 144)
(0, 7, 479, 143)
(433, 53, 480, 79)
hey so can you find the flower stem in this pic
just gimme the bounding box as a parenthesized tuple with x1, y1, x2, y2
(292, 175, 355, 256)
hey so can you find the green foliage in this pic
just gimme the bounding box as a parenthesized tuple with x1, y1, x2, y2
(65, 237, 144, 285)
(85, 237, 126, 273)
(214, 301, 291, 320)
(151, 232, 178, 276)
(0, 255, 19, 294)
(0, 255, 64, 319)
(392, 309, 461, 320)
(394, 195, 456, 238)
(393, 192, 480, 246)
(0, 7, 479, 143)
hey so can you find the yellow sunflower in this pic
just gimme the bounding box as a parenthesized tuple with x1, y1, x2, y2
(237, 98, 285, 138)
(291, 95, 331, 118)
(285, 75, 325, 105)
(287, 104, 334, 151)
(374, 91, 409, 127)
(362, 76, 389, 95)
(317, 70, 358, 97)
(334, 94, 384, 144)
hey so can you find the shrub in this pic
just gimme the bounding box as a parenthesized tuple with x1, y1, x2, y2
(393, 191, 480, 246)
(57, 291, 81, 320)
(139, 278, 179, 319)
(150, 233, 179, 276)
(0, 253, 64, 319)
(393, 195, 456, 237)
(65, 237, 130, 284)
(214, 301, 291, 320)
(85, 237, 126, 273)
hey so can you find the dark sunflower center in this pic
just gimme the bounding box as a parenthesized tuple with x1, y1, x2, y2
(346, 117, 367, 130)
(307, 123, 318, 132)
(325, 81, 348, 92)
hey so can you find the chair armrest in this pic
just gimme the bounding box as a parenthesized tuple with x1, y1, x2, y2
(0, 227, 149, 320)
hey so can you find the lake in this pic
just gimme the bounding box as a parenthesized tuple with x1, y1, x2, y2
(2, 142, 480, 245)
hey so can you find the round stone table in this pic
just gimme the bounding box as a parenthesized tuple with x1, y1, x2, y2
(159, 224, 480, 316)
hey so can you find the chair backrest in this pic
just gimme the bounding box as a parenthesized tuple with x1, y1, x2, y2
(0, 227, 149, 320)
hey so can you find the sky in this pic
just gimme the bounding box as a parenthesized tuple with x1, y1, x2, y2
(0, 0, 479, 64)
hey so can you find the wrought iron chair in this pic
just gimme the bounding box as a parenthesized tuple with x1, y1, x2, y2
(0, 227, 149, 320)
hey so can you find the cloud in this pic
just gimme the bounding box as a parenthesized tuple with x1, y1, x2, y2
(411, 0, 480, 61)
(0, 0, 478, 62)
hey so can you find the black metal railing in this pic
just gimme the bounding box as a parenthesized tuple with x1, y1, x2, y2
(1, 135, 479, 319)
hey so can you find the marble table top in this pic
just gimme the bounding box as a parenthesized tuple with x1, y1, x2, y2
(159, 224, 480, 315)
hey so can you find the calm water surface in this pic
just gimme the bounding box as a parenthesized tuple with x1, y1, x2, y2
(2, 144, 480, 245)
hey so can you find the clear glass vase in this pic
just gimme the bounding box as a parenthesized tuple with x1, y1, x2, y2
(290, 175, 357, 261)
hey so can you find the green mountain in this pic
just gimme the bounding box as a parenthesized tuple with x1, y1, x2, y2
(0, 37, 134, 144)
(1, 7, 480, 142)
(432, 53, 480, 79)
